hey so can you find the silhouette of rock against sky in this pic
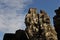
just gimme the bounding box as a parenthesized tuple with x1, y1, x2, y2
(53, 7, 60, 40)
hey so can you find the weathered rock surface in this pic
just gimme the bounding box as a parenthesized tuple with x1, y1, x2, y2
(25, 8, 58, 40)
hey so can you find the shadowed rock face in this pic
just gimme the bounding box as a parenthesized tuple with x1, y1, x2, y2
(3, 33, 15, 40)
(53, 7, 60, 40)
(3, 29, 28, 40)
(15, 30, 28, 40)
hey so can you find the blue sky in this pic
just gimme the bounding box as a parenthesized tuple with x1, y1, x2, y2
(0, 0, 60, 40)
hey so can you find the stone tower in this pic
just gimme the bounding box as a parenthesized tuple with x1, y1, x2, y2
(53, 7, 60, 40)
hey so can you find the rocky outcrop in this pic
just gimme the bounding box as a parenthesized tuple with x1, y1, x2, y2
(25, 8, 58, 40)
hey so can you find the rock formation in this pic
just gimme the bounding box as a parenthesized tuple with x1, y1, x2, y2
(53, 7, 60, 40)
(3, 8, 58, 40)
(25, 8, 58, 40)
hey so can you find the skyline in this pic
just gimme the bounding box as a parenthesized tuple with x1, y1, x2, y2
(0, 0, 60, 40)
